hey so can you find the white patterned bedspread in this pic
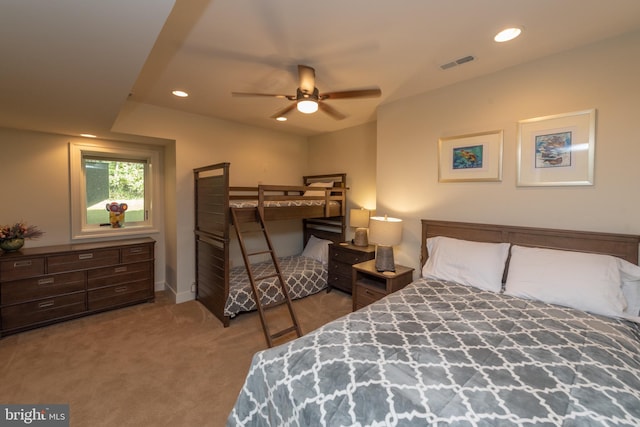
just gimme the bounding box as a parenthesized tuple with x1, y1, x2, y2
(225, 255, 327, 318)
(228, 278, 640, 426)
(230, 200, 340, 208)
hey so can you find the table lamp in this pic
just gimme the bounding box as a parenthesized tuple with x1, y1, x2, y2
(368, 215, 403, 272)
(350, 208, 370, 246)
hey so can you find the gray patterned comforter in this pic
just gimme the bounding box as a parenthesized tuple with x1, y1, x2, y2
(225, 255, 327, 317)
(228, 278, 640, 426)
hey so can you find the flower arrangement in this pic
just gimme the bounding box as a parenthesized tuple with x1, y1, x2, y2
(0, 222, 44, 242)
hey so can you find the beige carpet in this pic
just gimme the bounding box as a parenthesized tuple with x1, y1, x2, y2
(0, 290, 352, 427)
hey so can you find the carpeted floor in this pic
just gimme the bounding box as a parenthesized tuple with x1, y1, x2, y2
(0, 289, 352, 427)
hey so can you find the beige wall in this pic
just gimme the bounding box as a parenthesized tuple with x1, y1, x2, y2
(6, 31, 637, 305)
(0, 128, 168, 291)
(377, 31, 640, 274)
(113, 102, 310, 302)
(308, 122, 377, 241)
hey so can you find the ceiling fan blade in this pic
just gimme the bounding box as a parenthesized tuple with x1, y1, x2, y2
(232, 92, 295, 100)
(320, 88, 382, 100)
(298, 65, 316, 94)
(269, 103, 297, 119)
(318, 102, 346, 120)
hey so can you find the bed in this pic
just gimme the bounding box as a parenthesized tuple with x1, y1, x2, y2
(225, 239, 334, 318)
(194, 162, 347, 326)
(228, 219, 640, 426)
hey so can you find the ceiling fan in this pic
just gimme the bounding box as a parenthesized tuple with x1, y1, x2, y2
(232, 65, 381, 120)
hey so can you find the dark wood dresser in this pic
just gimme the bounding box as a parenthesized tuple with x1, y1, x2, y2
(0, 238, 155, 337)
(327, 243, 375, 294)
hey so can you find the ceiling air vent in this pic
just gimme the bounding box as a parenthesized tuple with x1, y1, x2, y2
(440, 55, 475, 70)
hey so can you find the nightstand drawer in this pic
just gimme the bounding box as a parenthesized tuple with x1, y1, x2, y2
(352, 260, 414, 311)
(356, 283, 386, 306)
(327, 243, 375, 294)
(328, 260, 352, 277)
(330, 249, 371, 265)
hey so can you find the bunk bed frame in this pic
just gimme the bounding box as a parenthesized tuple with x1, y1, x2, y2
(193, 162, 347, 326)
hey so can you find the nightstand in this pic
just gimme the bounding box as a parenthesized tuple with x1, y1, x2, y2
(352, 259, 414, 311)
(327, 243, 376, 294)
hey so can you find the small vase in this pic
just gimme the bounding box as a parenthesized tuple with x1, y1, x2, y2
(0, 238, 25, 252)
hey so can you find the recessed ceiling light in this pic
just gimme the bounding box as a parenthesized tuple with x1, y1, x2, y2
(80, 133, 97, 138)
(275, 116, 287, 122)
(172, 90, 189, 98)
(494, 27, 522, 43)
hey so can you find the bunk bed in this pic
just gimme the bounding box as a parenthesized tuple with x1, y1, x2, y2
(193, 162, 347, 327)
(229, 219, 640, 426)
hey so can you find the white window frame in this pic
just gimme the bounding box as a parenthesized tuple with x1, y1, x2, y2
(70, 141, 161, 240)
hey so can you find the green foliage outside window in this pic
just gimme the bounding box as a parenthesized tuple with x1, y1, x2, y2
(85, 159, 145, 225)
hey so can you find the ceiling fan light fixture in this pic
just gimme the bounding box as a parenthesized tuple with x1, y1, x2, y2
(297, 99, 318, 114)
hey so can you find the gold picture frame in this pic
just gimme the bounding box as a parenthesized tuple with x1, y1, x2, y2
(438, 130, 503, 182)
(517, 109, 596, 187)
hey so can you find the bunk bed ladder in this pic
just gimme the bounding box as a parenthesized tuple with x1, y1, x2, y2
(230, 207, 303, 347)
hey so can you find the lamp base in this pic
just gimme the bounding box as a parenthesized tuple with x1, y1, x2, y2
(353, 228, 368, 247)
(375, 245, 396, 272)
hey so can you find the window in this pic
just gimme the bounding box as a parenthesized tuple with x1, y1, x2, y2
(70, 141, 161, 239)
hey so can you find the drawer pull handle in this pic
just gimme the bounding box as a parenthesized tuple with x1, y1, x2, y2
(130, 247, 143, 254)
(114, 266, 127, 273)
(78, 253, 94, 260)
(38, 278, 55, 285)
(13, 260, 32, 268)
(38, 300, 55, 309)
(115, 286, 128, 293)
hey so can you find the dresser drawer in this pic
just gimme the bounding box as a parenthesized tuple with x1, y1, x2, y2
(0, 257, 45, 281)
(1, 271, 85, 305)
(47, 249, 120, 273)
(87, 261, 152, 290)
(122, 244, 153, 263)
(1, 293, 86, 331)
(330, 248, 371, 265)
(88, 279, 153, 311)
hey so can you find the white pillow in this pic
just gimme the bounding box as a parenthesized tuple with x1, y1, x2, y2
(303, 181, 334, 197)
(422, 236, 510, 292)
(622, 280, 640, 316)
(301, 235, 332, 264)
(620, 255, 640, 316)
(504, 245, 638, 318)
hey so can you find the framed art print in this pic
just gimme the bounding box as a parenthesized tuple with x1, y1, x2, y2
(517, 109, 596, 186)
(438, 130, 503, 182)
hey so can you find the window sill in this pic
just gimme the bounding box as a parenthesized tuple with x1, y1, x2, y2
(72, 226, 159, 241)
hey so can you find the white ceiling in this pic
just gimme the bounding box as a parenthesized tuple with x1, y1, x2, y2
(3, 0, 640, 139)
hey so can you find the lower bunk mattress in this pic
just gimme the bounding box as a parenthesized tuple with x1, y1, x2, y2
(228, 278, 640, 426)
(225, 255, 327, 318)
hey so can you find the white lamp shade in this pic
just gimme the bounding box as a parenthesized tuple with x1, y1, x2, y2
(349, 209, 370, 228)
(368, 216, 402, 246)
